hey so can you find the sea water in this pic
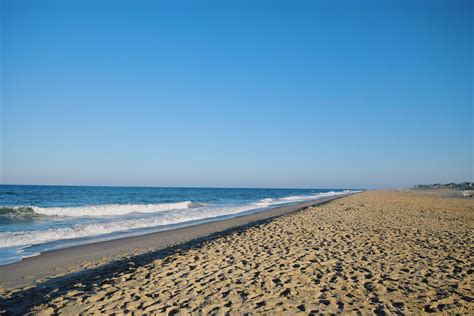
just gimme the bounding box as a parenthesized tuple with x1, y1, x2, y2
(0, 185, 357, 265)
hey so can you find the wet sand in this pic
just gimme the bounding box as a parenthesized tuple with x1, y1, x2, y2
(1, 190, 473, 314)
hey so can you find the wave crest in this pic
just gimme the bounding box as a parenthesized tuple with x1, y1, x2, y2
(0, 206, 41, 220)
(253, 190, 355, 207)
(0, 201, 205, 219)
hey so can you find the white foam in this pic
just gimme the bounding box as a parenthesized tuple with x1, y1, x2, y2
(254, 190, 354, 206)
(31, 201, 197, 217)
(0, 203, 259, 248)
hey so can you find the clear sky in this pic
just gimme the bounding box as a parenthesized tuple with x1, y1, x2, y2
(1, 0, 472, 189)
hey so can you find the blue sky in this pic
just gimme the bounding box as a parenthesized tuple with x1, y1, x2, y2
(1, 0, 472, 189)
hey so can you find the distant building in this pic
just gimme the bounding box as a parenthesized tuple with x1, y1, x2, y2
(414, 182, 474, 190)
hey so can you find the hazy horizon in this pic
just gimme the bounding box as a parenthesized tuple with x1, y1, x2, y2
(0, 181, 472, 191)
(1, 0, 472, 189)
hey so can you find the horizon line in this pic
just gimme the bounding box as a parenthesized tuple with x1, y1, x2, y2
(0, 182, 369, 191)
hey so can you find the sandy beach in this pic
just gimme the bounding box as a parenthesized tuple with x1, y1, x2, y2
(1, 190, 473, 314)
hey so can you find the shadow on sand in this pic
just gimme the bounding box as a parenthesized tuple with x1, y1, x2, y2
(0, 214, 287, 315)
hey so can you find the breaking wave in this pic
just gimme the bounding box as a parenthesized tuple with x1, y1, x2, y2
(0, 207, 42, 220)
(253, 190, 354, 207)
(0, 201, 206, 219)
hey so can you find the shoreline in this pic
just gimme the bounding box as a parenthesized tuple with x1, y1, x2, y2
(1, 190, 472, 314)
(0, 193, 351, 288)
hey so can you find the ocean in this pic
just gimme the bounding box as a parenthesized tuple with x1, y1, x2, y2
(0, 185, 356, 265)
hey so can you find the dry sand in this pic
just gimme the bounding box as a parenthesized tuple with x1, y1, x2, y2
(1, 190, 473, 314)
